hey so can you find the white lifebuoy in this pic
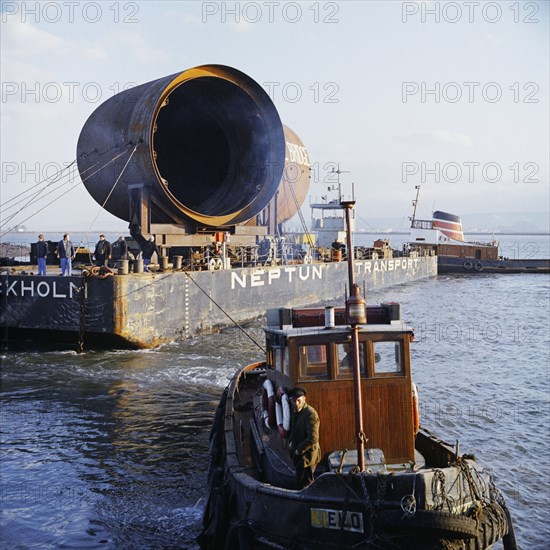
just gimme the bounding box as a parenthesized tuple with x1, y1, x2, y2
(303, 254, 312, 264)
(262, 380, 276, 429)
(275, 393, 291, 438)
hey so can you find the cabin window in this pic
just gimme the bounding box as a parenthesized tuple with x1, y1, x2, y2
(373, 341, 403, 375)
(274, 345, 290, 375)
(274, 347, 284, 372)
(283, 345, 290, 376)
(298, 344, 329, 380)
(267, 334, 288, 373)
(337, 342, 366, 378)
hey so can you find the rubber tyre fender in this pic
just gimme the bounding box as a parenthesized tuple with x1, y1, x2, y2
(376, 509, 478, 539)
(474, 262, 483, 271)
(464, 261, 473, 269)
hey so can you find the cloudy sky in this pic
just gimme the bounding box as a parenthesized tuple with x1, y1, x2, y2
(1, 0, 548, 233)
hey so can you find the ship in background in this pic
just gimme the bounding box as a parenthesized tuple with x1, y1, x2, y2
(0, 65, 436, 350)
(407, 186, 550, 274)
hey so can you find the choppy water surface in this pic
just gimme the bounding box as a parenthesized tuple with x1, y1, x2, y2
(1, 238, 549, 549)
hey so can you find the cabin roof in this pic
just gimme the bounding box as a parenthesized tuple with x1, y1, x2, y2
(265, 322, 413, 339)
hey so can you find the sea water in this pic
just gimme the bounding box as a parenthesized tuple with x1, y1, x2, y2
(1, 235, 549, 548)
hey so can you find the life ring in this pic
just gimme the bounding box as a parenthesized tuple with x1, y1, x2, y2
(412, 383, 420, 435)
(463, 261, 473, 270)
(474, 262, 483, 271)
(303, 254, 312, 264)
(261, 380, 276, 429)
(275, 392, 291, 438)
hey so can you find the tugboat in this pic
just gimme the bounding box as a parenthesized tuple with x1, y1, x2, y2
(408, 185, 549, 274)
(199, 201, 516, 549)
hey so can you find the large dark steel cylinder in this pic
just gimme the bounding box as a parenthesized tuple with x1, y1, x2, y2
(77, 65, 309, 227)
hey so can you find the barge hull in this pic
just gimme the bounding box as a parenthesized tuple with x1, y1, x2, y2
(1, 257, 436, 348)
(438, 256, 550, 274)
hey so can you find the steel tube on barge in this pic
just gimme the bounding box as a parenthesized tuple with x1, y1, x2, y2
(76, 65, 310, 229)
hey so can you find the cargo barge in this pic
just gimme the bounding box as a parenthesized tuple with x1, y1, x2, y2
(0, 255, 436, 349)
(0, 65, 437, 349)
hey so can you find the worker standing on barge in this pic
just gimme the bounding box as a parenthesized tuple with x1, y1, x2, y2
(288, 387, 321, 489)
(113, 236, 128, 260)
(36, 234, 48, 276)
(94, 235, 112, 267)
(56, 234, 75, 276)
(141, 236, 160, 272)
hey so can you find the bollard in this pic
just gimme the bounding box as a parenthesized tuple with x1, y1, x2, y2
(134, 258, 144, 273)
(160, 256, 169, 271)
(117, 259, 129, 275)
(173, 255, 183, 270)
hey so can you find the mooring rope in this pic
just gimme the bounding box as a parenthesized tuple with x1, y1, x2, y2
(180, 268, 266, 353)
(85, 143, 138, 236)
(0, 147, 134, 239)
(0, 160, 78, 215)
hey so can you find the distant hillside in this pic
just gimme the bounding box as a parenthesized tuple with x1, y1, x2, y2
(358, 212, 550, 234)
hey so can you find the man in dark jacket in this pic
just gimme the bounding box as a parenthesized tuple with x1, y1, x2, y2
(141, 236, 160, 272)
(288, 387, 321, 489)
(94, 235, 112, 267)
(112, 236, 128, 260)
(56, 234, 75, 276)
(36, 234, 48, 276)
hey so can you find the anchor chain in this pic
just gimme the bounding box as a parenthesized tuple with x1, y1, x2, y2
(77, 275, 87, 353)
(360, 471, 371, 506)
(432, 468, 455, 511)
(400, 474, 417, 517)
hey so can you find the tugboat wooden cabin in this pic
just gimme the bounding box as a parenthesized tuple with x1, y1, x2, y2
(263, 303, 417, 471)
(200, 202, 515, 549)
